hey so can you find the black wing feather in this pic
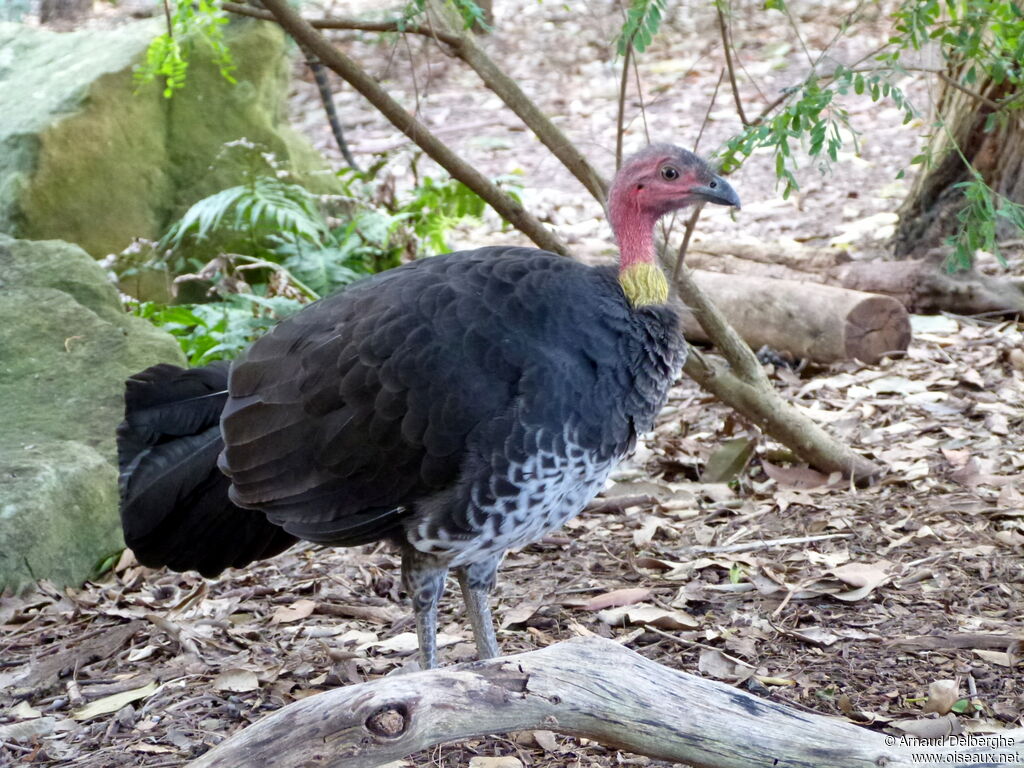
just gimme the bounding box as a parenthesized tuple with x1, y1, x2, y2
(217, 247, 682, 548)
(118, 362, 297, 577)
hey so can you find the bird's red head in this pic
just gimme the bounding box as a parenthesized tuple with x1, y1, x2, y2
(608, 144, 739, 306)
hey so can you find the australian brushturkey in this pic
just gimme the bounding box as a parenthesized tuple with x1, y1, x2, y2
(117, 144, 740, 668)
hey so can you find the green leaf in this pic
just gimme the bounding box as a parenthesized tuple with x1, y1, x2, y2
(616, 0, 667, 55)
(136, 0, 236, 97)
(701, 437, 757, 483)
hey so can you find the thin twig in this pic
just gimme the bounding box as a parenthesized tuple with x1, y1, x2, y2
(631, 38, 651, 144)
(669, 76, 722, 281)
(642, 625, 753, 670)
(934, 69, 1002, 111)
(221, 2, 461, 45)
(161, 0, 172, 34)
(298, 44, 362, 171)
(690, 533, 853, 555)
(694, 69, 725, 154)
(400, 24, 423, 119)
(584, 494, 657, 515)
(715, 1, 748, 126)
(616, 41, 633, 171)
(781, 0, 815, 67)
(425, 0, 608, 201)
(671, 206, 705, 283)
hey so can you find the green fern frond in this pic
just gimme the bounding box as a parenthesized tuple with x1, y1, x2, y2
(161, 176, 328, 252)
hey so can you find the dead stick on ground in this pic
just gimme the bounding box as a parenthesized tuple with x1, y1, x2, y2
(186, 638, 1024, 768)
(692, 532, 854, 555)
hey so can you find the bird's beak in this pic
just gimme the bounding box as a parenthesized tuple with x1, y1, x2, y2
(692, 175, 741, 208)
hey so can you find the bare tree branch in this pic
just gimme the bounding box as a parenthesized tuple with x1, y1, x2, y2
(257, 0, 568, 256)
(424, 0, 609, 201)
(716, 1, 749, 126)
(222, 2, 461, 45)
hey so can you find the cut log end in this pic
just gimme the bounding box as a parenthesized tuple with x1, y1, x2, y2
(680, 271, 912, 364)
(843, 295, 912, 363)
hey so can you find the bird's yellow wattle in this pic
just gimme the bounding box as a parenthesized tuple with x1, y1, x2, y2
(619, 262, 669, 307)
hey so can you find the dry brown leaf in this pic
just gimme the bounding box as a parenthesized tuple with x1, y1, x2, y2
(701, 437, 756, 483)
(10, 701, 42, 720)
(468, 757, 523, 768)
(271, 598, 317, 625)
(71, 681, 160, 721)
(972, 649, 1018, 667)
(997, 483, 1024, 508)
(830, 561, 892, 601)
(789, 627, 842, 647)
(361, 632, 463, 654)
(131, 743, 177, 754)
(584, 587, 652, 611)
(1009, 347, 1024, 371)
(891, 714, 960, 739)
(633, 556, 684, 571)
(533, 729, 559, 752)
(633, 516, 661, 547)
(0, 717, 58, 742)
(212, 668, 260, 693)
(499, 601, 543, 628)
(941, 448, 972, 469)
(761, 461, 830, 489)
(922, 679, 960, 715)
(596, 604, 698, 630)
(697, 649, 753, 682)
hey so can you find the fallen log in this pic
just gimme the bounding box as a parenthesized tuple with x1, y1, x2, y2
(682, 270, 911, 363)
(687, 238, 1024, 316)
(186, 637, 1023, 768)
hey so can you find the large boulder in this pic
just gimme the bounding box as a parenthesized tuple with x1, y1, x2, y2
(0, 235, 185, 592)
(0, 17, 338, 259)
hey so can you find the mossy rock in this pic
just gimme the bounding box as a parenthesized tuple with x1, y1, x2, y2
(0, 235, 185, 592)
(0, 18, 339, 260)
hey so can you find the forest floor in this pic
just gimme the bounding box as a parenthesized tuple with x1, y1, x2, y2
(2, 1, 1023, 766)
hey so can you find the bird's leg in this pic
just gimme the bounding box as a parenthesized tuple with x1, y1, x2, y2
(456, 555, 502, 660)
(401, 549, 448, 670)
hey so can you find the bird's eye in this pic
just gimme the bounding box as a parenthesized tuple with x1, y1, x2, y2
(709, 180, 718, 188)
(661, 166, 679, 181)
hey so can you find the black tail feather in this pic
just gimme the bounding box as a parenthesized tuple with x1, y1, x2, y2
(117, 362, 297, 578)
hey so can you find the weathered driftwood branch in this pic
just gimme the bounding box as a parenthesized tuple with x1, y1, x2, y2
(681, 270, 911, 364)
(247, 2, 883, 481)
(257, 0, 567, 257)
(186, 638, 1023, 768)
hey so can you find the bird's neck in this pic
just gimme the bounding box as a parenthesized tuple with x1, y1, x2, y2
(610, 200, 669, 308)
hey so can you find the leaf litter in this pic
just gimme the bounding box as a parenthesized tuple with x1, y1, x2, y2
(4, 303, 1019, 766)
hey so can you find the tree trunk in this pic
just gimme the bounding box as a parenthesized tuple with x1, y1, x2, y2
(893, 63, 1024, 256)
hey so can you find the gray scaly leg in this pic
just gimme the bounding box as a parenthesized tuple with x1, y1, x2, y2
(456, 555, 502, 660)
(401, 549, 448, 670)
